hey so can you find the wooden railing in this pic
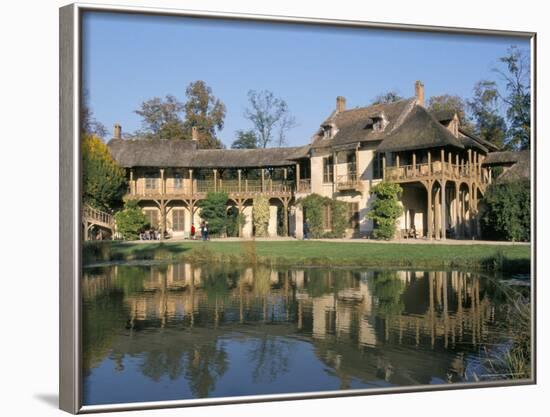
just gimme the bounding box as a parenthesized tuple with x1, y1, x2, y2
(82, 204, 114, 228)
(336, 174, 359, 191)
(129, 178, 298, 197)
(385, 162, 490, 185)
(297, 179, 311, 193)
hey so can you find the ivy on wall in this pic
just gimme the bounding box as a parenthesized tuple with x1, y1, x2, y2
(298, 193, 348, 238)
(253, 195, 270, 237)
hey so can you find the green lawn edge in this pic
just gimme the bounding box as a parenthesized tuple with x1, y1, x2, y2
(83, 240, 531, 273)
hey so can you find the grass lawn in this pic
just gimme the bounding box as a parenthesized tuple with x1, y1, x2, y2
(84, 240, 531, 273)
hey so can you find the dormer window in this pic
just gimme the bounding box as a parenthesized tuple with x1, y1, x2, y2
(321, 122, 337, 139)
(366, 113, 388, 132)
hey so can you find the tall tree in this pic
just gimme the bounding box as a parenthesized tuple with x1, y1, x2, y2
(468, 80, 507, 149)
(81, 90, 108, 138)
(371, 90, 403, 105)
(494, 46, 531, 150)
(428, 94, 474, 132)
(134, 95, 185, 140)
(82, 134, 127, 211)
(244, 90, 296, 148)
(183, 80, 226, 149)
(231, 129, 258, 149)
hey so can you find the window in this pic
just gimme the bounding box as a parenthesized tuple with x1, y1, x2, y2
(174, 173, 183, 189)
(373, 153, 383, 179)
(322, 204, 332, 230)
(144, 209, 159, 228)
(347, 152, 357, 179)
(348, 202, 359, 230)
(323, 156, 334, 183)
(172, 209, 185, 232)
(145, 173, 158, 190)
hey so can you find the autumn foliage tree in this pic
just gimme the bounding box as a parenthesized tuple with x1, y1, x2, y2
(82, 134, 127, 211)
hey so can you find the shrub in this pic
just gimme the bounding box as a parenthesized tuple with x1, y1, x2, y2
(82, 134, 127, 211)
(298, 193, 348, 238)
(480, 180, 530, 242)
(253, 195, 270, 237)
(367, 182, 403, 240)
(198, 192, 229, 236)
(114, 200, 149, 240)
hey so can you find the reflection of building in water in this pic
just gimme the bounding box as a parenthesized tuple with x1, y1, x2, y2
(83, 265, 492, 354)
(83, 264, 506, 388)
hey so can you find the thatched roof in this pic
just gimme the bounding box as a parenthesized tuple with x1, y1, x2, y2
(497, 159, 531, 183)
(311, 98, 416, 149)
(107, 139, 304, 168)
(459, 128, 500, 152)
(483, 150, 529, 166)
(376, 105, 465, 152)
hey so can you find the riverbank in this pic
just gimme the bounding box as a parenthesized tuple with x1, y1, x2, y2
(83, 239, 531, 273)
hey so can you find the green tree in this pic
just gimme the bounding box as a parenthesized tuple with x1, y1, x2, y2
(468, 80, 507, 149)
(82, 134, 127, 211)
(253, 195, 270, 237)
(428, 94, 474, 132)
(183, 80, 227, 149)
(134, 94, 186, 140)
(368, 271, 405, 317)
(199, 192, 229, 236)
(480, 180, 530, 242)
(371, 90, 403, 105)
(494, 46, 531, 150)
(114, 200, 149, 240)
(367, 182, 403, 240)
(231, 129, 258, 149)
(244, 90, 297, 148)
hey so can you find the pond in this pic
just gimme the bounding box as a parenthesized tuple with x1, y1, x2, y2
(82, 262, 531, 405)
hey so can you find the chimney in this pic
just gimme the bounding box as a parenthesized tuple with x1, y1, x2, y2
(336, 96, 346, 112)
(113, 123, 122, 139)
(191, 126, 198, 141)
(415, 81, 425, 107)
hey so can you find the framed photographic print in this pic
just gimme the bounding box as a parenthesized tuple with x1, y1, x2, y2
(60, 2, 536, 413)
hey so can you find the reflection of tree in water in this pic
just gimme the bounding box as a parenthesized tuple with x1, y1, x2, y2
(183, 341, 229, 398)
(247, 335, 294, 383)
(368, 271, 405, 317)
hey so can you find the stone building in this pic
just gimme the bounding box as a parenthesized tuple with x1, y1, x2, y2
(106, 81, 526, 240)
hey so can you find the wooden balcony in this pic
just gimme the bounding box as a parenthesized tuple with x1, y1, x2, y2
(336, 174, 360, 192)
(385, 161, 491, 187)
(127, 178, 299, 200)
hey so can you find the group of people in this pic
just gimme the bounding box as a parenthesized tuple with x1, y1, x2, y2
(189, 221, 210, 241)
(139, 229, 161, 240)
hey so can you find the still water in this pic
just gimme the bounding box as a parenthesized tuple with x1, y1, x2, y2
(82, 262, 530, 405)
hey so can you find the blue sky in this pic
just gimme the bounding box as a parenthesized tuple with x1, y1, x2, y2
(82, 12, 530, 147)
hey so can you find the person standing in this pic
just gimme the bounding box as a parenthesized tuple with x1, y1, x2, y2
(303, 219, 310, 240)
(190, 224, 196, 240)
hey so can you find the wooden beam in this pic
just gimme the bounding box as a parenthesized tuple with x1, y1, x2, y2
(238, 169, 242, 193)
(427, 151, 431, 175)
(427, 181, 433, 240)
(213, 169, 217, 192)
(382, 154, 386, 180)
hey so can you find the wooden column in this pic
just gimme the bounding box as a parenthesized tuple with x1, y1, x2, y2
(160, 168, 165, 195)
(440, 149, 445, 174)
(396, 153, 400, 168)
(434, 186, 441, 240)
(283, 168, 288, 191)
(441, 181, 446, 240)
(427, 181, 433, 240)
(382, 154, 386, 180)
(454, 183, 460, 238)
(467, 149, 472, 177)
(238, 169, 242, 193)
(412, 153, 416, 175)
(129, 169, 134, 195)
(283, 198, 289, 236)
(213, 169, 217, 192)
(296, 163, 301, 191)
(427, 151, 432, 175)
(261, 169, 265, 192)
(189, 169, 193, 195)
